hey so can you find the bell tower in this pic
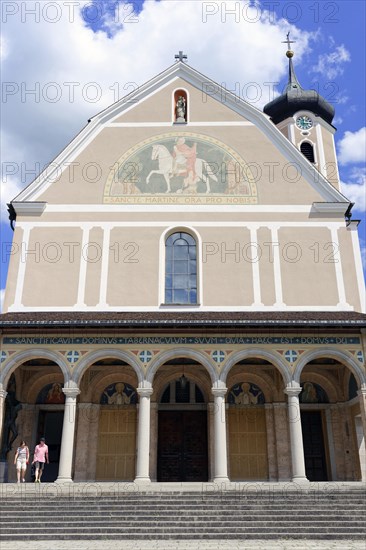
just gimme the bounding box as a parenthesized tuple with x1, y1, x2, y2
(264, 34, 340, 190)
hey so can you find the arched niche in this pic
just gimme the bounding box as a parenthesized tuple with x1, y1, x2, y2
(173, 89, 188, 123)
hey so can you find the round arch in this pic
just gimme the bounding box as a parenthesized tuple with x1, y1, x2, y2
(0, 349, 70, 388)
(146, 348, 217, 385)
(153, 370, 211, 404)
(226, 373, 273, 404)
(299, 372, 339, 403)
(72, 349, 144, 386)
(220, 349, 291, 386)
(294, 349, 366, 387)
(89, 372, 139, 404)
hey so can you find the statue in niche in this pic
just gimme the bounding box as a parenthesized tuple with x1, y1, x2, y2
(0, 376, 22, 460)
(175, 95, 186, 122)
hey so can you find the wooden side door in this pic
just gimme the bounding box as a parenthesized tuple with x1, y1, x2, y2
(228, 407, 268, 480)
(96, 408, 136, 481)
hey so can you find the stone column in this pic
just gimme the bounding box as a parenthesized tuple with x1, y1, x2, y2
(0, 385, 8, 446)
(273, 402, 291, 480)
(135, 386, 153, 483)
(358, 385, 366, 440)
(56, 386, 80, 483)
(265, 404, 277, 481)
(284, 384, 308, 483)
(211, 384, 229, 483)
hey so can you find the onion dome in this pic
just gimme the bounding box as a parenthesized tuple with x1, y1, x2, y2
(264, 42, 335, 125)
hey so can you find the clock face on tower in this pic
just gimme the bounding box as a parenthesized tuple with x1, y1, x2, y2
(296, 115, 313, 130)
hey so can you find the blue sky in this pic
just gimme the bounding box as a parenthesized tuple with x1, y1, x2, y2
(1, 0, 365, 309)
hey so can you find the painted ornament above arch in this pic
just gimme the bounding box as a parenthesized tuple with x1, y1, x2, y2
(100, 382, 137, 405)
(299, 382, 328, 404)
(37, 383, 65, 404)
(104, 132, 257, 205)
(228, 382, 265, 405)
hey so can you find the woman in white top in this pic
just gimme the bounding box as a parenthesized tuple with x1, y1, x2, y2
(14, 440, 29, 483)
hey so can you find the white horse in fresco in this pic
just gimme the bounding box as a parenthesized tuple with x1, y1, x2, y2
(146, 144, 218, 193)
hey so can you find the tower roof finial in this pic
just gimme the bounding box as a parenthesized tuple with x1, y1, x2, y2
(282, 31, 295, 58)
(263, 31, 335, 125)
(281, 32, 302, 92)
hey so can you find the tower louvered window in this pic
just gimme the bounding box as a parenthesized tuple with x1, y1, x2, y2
(300, 142, 315, 163)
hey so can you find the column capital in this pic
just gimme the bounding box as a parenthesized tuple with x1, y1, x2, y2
(62, 387, 80, 398)
(358, 385, 366, 397)
(284, 383, 302, 397)
(211, 387, 227, 398)
(0, 389, 7, 400)
(137, 388, 153, 398)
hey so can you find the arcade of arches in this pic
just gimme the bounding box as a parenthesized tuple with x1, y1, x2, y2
(1, 344, 366, 484)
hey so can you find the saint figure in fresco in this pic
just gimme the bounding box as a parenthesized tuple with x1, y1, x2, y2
(45, 383, 65, 404)
(104, 383, 131, 405)
(172, 137, 198, 183)
(301, 382, 318, 403)
(235, 382, 262, 405)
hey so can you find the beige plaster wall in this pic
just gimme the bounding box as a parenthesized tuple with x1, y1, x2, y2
(107, 227, 160, 306)
(200, 227, 254, 306)
(36, 127, 325, 206)
(279, 226, 339, 306)
(22, 227, 82, 307)
(114, 79, 246, 123)
(339, 227, 362, 312)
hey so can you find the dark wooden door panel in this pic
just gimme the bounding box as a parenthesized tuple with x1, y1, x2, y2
(301, 411, 328, 481)
(158, 411, 208, 482)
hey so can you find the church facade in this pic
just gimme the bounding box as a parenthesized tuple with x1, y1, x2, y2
(1, 51, 366, 485)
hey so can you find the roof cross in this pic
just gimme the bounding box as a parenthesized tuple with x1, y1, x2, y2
(282, 31, 295, 50)
(175, 51, 187, 63)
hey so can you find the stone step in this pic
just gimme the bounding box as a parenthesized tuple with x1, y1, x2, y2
(1, 527, 365, 537)
(3, 511, 363, 519)
(2, 520, 365, 529)
(0, 531, 365, 548)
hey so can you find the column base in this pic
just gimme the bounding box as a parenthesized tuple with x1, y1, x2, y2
(55, 477, 73, 483)
(291, 476, 310, 483)
(134, 476, 151, 484)
(213, 477, 230, 484)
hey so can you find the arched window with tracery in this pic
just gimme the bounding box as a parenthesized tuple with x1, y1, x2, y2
(165, 232, 197, 304)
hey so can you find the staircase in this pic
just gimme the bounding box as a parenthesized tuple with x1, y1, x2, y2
(1, 487, 365, 541)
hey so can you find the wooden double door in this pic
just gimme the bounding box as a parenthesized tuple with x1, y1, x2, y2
(158, 410, 208, 482)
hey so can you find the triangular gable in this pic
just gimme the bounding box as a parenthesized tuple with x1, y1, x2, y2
(13, 62, 349, 206)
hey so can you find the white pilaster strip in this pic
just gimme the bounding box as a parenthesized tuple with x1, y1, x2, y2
(350, 225, 366, 313)
(316, 123, 328, 178)
(271, 226, 286, 308)
(97, 225, 111, 308)
(330, 227, 349, 308)
(12, 225, 30, 310)
(76, 225, 91, 308)
(250, 227, 264, 306)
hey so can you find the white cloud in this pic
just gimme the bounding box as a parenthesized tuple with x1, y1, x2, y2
(1, 0, 312, 210)
(341, 167, 366, 213)
(312, 45, 351, 79)
(337, 127, 366, 165)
